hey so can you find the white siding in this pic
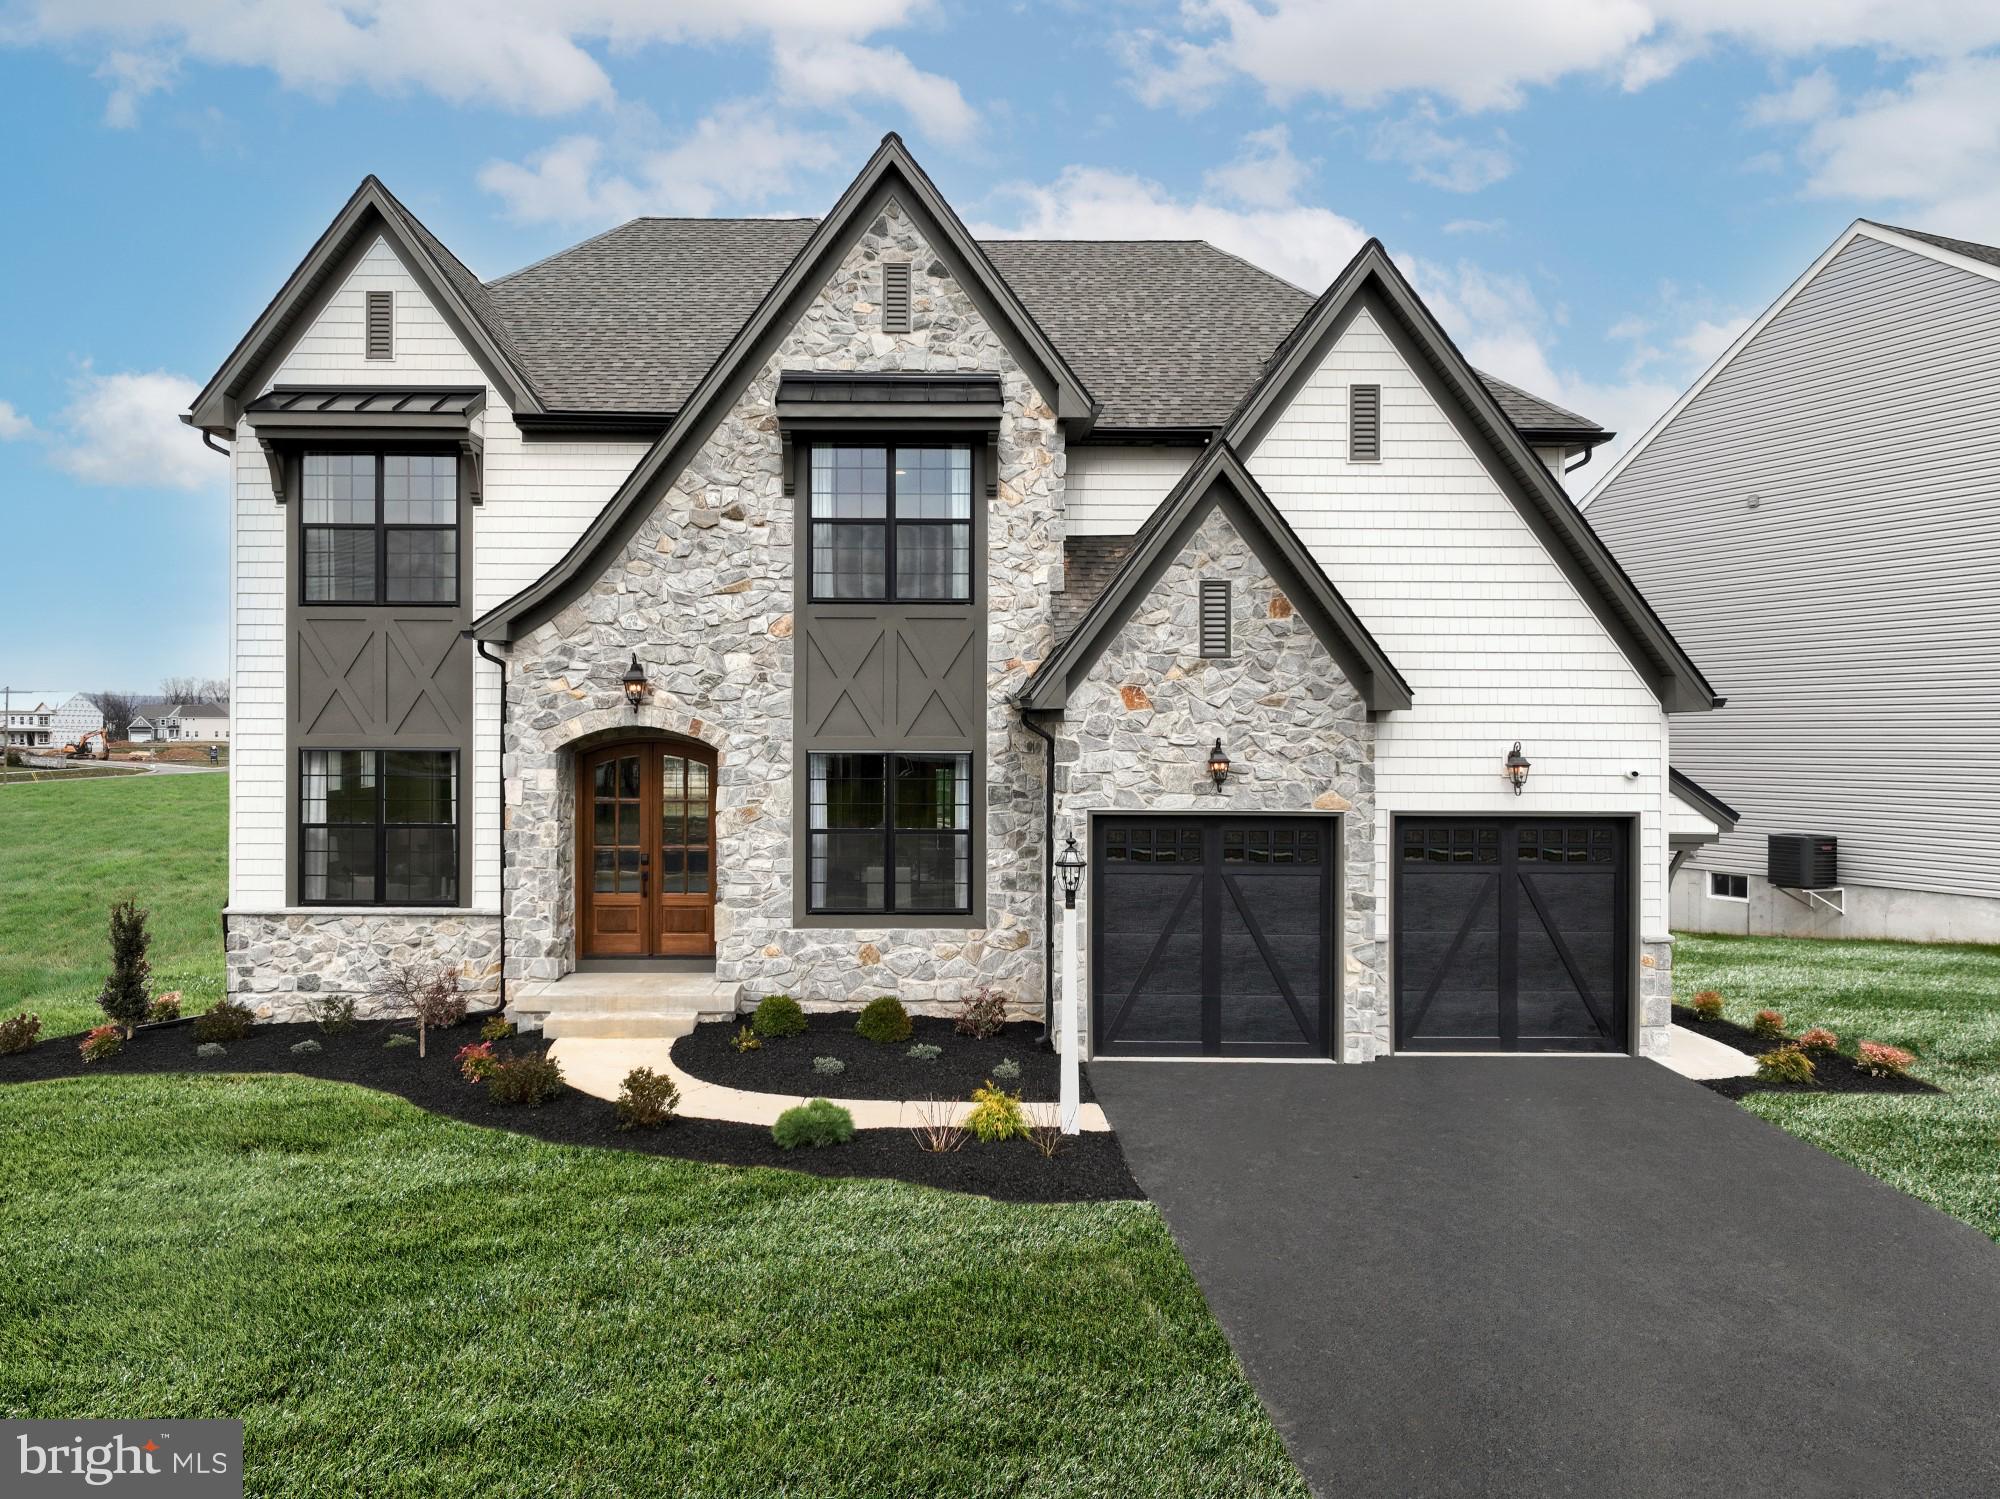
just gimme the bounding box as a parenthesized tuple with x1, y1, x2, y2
(229, 234, 649, 911)
(1064, 445, 1200, 535)
(1244, 308, 1672, 940)
(1588, 234, 2000, 902)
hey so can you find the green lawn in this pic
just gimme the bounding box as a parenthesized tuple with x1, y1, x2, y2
(0, 775, 227, 1035)
(1674, 932, 2000, 1241)
(0, 1073, 1304, 1498)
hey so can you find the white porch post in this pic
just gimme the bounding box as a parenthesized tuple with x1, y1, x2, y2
(1060, 897, 1080, 1134)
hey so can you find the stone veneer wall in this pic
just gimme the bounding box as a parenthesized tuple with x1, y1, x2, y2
(1054, 508, 1388, 1059)
(1638, 937, 1672, 1057)
(501, 198, 1061, 1013)
(224, 911, 501, 1020)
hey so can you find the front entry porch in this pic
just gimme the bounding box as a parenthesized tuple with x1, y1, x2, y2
(577, 738, 717, 959)
(512, 968, 736, 1040)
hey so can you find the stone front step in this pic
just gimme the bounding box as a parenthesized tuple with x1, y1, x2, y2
(541, 1010, 701, 1041)
(509, 970, 737, 1041)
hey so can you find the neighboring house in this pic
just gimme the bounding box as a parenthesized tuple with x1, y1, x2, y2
(129, 701, 230, 743)
(50, 692, 105, 745)
(1588, 221, 2000, 943)
(3, 702, 55, 748)
(186, 136, 1723, 1059)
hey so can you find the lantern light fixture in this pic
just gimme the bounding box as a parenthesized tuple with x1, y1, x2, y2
(1207, 738, 1231, 794)
(1504, 740, 1531, 796)
(621, 653, 647, 710)
(1054, 832, 1086, 911)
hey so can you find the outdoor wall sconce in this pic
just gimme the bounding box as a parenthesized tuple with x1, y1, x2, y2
(1504, 740, 1532, 796)
(1207, 738, 1232, 794)
(621, 654, 648, 710)
(1055, 832, 1086, 910)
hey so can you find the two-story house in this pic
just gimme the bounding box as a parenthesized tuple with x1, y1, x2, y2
(186, 136, 1722, 1060)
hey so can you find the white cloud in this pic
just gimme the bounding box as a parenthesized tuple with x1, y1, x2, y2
(45, 369, 214, 492)
(480, 102, 841, 225)
(1370, 104, 1513, 192)
(1201, 125, 1310, 209)
(1443, 218, 1505, 235)
(0, 400, 34, 440)
(93, 48, 175, 127)
(1746, 68, 1837, 126)
(771, 37, 976, 142)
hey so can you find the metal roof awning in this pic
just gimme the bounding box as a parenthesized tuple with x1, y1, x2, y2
(242, 386, 486, 504)
(774, 371, 1004, 497)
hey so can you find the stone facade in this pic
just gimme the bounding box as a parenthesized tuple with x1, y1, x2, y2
(501, 198, 1061, 1014)
(224, 911, 501, 1021)
(1638, 937, 1673, 1058)
(1054, 507, 1387, 1059)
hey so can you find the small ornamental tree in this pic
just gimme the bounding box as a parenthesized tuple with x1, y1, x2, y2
(98, 900, 153, 1037)
(374, 961, 467, 1057)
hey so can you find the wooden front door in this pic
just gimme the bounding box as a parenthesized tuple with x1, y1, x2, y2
(579, 742, 717, 958)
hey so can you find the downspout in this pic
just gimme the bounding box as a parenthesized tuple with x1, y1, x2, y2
(472, 636, 510, 1017)
(1563, 445, 1594, 476)
(201, 429, 230, 457)
(1016, 706, 1058, 1049)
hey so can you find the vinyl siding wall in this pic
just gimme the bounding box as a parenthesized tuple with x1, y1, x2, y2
(1064, 445, 1202, 534)
(1587, 234, 2000, 903)
(228, 235, 649, 910)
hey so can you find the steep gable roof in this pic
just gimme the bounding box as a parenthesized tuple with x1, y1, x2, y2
(1225, 238, 1717, 714)
(1018, 441, 1411, 712)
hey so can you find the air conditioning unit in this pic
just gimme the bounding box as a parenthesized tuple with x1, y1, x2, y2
(1768, 834, 1837, 889)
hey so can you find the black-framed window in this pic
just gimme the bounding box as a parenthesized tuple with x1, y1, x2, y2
(300, 749, 458, 905)
(808, 444, 972, 602)
(807, 751, 970, 913)
(302, 451, 459, 605)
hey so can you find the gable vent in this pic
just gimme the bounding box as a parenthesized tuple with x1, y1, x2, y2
(1349, 382, 1381, 461)
(365, 290, 394, 361)
(882, 263, 912, 334)
(1199, 580, 1231, 658)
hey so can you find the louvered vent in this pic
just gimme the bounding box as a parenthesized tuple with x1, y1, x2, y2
(1199, 580, 1231, 658)
(882, 263, 912, 333)
(365, 291, 394, 360)
(1349, 382, 1381, 461)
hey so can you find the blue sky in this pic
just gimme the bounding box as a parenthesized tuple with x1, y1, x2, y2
(5, 0, 2000, 691)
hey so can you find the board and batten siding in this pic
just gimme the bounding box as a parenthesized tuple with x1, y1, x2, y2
(1063, 445, 1202, 535)
(1243, 307, 1674, 943)
(1586, 233, 2000, 904)
(228, 234, 649, 911)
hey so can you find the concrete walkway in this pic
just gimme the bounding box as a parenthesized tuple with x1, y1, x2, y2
(549, 1037, 1111, 1131)
(1657, 1021, 1759, 1079)
(1090, 1056, 2000, 1498)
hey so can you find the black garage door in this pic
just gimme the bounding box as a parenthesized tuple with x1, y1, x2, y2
(1093, 817, 1333, 1057)
(1395, 818, 1630, 1053)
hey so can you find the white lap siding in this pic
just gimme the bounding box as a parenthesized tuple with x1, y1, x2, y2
(1063, 445, 1200, 535)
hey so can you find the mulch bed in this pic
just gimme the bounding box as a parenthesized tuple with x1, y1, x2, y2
(670, 1014, 1086, 1103)
(0, 1016, 1139, 1204)
(1673, 1005, 1941, 1100)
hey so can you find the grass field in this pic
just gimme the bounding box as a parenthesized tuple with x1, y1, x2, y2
(0, 1073, 1304, 1498)
(1675, 932, 2000, 1241)
(0, 774, 227, 1035)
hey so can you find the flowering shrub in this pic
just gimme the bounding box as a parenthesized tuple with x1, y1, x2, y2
(1750, 1009, 1786, 1040)
(79, 1025, 124, 1063)
(1797, 1027, 1840, 1053)
(1855, 1041, 1916, 1078)
(1690, 991, 1724, 1022)
(1754, 1045, 1815, 1085)
(953, 987, 1007, 1040)
(145, 992, 183, 1023)
(456, 1041, 499, 1083)
(0, 1012, 40, 1055)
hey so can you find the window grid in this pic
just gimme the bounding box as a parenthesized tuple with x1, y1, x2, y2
(807, 751, 971, 914)
(300, 749, 458, 907)
(808, 443, 972, 603)
(302, 451, 460, 606)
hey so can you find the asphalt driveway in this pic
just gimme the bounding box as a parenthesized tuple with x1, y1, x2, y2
(1089, 1057, 2000, 1499)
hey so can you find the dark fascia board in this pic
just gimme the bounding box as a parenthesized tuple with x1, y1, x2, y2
(1017, 441, 1411, 713)
(186, 177, 542, 434)
(1224, 241, 1719, 714)
(473, 134, 1097, 643)
(512, 410, 672, 440)
(1669, 767, 1741, 831)
(1521, 426, 1617, 450)
(775, 405, 1003, 426)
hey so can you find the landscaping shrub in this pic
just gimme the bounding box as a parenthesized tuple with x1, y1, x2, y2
(772, 1098, 855, 1150)
(384, 1034, 416, 1050)
(193, 1000, 254, 1044)
(1855, 1040, 1916, 1078)
(487, 1051, 564, 1106)
(991, 1056, 1022, 1082)
(79, 1025, 124, 1064)
(812, 1055, 846, 1076)
(1798, 1027, 1840, 1053)
(855, 995, 912, 1044)
(290, 1039, 322, 1056)
(98, 899, 152, 1037)
(1750, 1008, 1786, 1040)
(752, 993, 807, 1038)
(732, 1025, 763, 1052)
(0, 1012, 40, 1055)
(480, 1015, 516, 1043)
(1690, 990, 1724, 1022)
(373, 962, 467, 1057)
(909, 1097, 963, 1153)
(1029, 1122, 1066, 1160)
(614, 1067, 679, 1130)
(965, 1080, 1029, 1143)
(906, 1042, 941, 1063)
(1754, 1046, 1815, 1085)
(954, 987, 1007, 1040)
(456, 1041, 499, 1082)
(315, 994, 357, 1035)
(195, 1042, 226, 1059)
(145, 992, 182, 1023)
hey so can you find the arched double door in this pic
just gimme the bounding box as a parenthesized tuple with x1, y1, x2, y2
(578, 740, 716, 958)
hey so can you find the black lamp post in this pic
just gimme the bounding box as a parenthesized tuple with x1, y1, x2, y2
(1505, 740, 1531, 796)
(1206, 738, 1231, 794)
(1055, 832, 1086, 910)
(621, 654, 647, 710)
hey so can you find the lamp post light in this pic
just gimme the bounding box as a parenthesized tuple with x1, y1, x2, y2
(1206, 737, 1231, 794)
(1053, 832, 1087, 1135)
(1504, 740, 1531, 796)
(621, 654, 647, 711)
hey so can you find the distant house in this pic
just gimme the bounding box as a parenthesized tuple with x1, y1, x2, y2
(129, 701, 230, 743)
(3, 701, 55, 748)
(1587, 220, 2000, 943)
(50, 692, 105, 745)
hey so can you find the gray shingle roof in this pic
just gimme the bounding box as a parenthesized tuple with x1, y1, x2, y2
(1871, 222, 2000, 271)
(1055, 536, 1139, 640)
(1475, 368, 1602, 435)
(478, 218, 1601, 434)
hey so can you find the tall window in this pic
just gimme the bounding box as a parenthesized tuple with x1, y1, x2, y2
(302, 451, 459, 604)
(807, 752, 970, 914)
(809, 444, 972, 602)
(301, 749, 458, 905)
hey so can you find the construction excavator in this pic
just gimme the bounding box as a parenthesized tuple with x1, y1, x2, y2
(65, 728, 111, 761)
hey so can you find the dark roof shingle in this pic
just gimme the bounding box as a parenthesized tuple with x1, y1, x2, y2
(1055, 536, 1139, 640)
(1870, 222, 2000, 271)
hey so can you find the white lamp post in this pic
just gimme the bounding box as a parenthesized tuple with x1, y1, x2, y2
(1054, 831, 1087, 1135)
